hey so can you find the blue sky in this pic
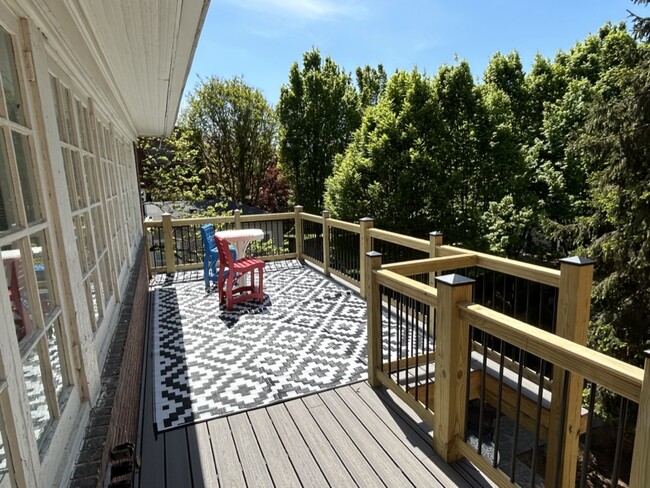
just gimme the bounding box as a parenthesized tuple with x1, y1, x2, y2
(183, 0, 649, 107)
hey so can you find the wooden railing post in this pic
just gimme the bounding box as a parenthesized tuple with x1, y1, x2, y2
(322, 210, 330, 276)
(546, 256, 595, 486)
(630, 349, 650, 487)
(294, 205, 303, 260)
(433, 273, 474, 462)
(428, 232, 443, 336)
(234, 208, 242, 230)
(359, 217, 374, 299)
(365, 251, 382, 387)
(428, 231, 443, 283)
(161, 213, 176, 274)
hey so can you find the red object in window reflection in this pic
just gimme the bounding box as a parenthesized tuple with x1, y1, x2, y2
(6, 258, 33, 341)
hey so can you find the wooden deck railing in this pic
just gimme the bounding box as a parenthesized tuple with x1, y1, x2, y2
(143, 206, 650, 487)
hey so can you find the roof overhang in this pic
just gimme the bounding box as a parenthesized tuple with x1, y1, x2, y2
(25, 0, 210, 137)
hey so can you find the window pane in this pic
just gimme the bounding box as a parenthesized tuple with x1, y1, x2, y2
(22, 347, 51, 447)
(99, 254, 113, 306)
(0, 420, 10, 483)
(61, 148, 77, 210)
(49, 76, 67, 143)
(0, 27, 25, 125)
(46, 322, 67, 405)
(91, 206, 106, 253)
(84, 273, 100, 330)
(62, 86, 75, 146)
(30, 231, 57, 321)
(72, 215, 87, 274)
(12, 132, 41, 224)
(71, 151, 86, 208)
(0, 131, 18, 233)
(85, 155, 99, 204)
(2, 242, 36, 344)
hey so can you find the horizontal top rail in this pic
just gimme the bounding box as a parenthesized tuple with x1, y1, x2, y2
(382, 254, 479, 276)
(437, 245, 561, 287)
(375, 269, 438, 307)
(240, 212, 294, 222)
(459, 302, 644, 402)
(326, 218, 361, 233)
(368, 228, 429, 253)
(144, 215, 234, 227)
(300, 213, 323, 224)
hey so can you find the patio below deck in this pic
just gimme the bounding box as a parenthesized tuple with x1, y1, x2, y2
(137, 259, 494, 487)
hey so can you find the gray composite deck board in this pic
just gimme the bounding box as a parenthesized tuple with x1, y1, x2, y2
(302, 392, 386, 486)
(319, 388, 414, 488)
(207, 417, 247, 487)
(247, 408, 302, 488)
(266, 403, 329, 487)
(165, 427, 192, 486)
(138, 346, 165, 488)
(228, 413, 274, 487)
(284, 394, 357, 486)
(186, 422, 219, 488)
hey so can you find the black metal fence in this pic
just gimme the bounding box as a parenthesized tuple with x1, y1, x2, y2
(380, 285, 434, 408)
(302, 219, 323, 264)
(328, 226, 360, 281)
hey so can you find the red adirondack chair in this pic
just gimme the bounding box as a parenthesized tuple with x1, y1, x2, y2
(214, 235, 265, 310)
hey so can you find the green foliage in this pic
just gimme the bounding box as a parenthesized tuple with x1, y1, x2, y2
(180, 76, 277, 207)
(356, 64, 387, 108)
(138, 128, 208, 202)
(277, 49, 362, 212)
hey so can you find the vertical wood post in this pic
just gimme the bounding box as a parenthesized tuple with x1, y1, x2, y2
(630, 349, 650, 487)
(294, 205, 303, 260)
(365, 251, 383, 387)
(433, 274, 474, 462)
(428, 232, 443, 336)
(359, 217, 374, 299)
(428, 231, 443, 286)
(322, 210, 330, 276)
(161, 213, 176, 274)
(545, 256, 594, 486)
(234, 209, 242, 230)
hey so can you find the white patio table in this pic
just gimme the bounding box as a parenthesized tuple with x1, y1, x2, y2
(214, 228, 264, 259)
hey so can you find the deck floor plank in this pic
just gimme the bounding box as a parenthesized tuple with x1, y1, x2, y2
(228, 413, 274, 487)
(186, 422, 219, 488)
(334, 385, 448, 487)
(284, 394, 357, 487)
(319, 388, 413, 488)
(247, 408, 302, 488)
(164, 427, 193, 487)
(266, 403, 329, 488)
(138, 344, 165, 488)
(207, 417, 246, 487)
(302, 389, 386, 486)
(375, 385, 497, 488)
(353, 382, 472, 487)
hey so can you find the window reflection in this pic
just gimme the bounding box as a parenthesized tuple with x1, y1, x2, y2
(12, 132, 42, 224)
(22, 348, 51, 447)
(0, 27, 26, 125)
(0, 130, 19, 233)
(2, 243, 35, 344)
(30, 231, 57, 321)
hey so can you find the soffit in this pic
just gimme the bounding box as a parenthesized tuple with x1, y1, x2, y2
(66, 0, 209, 136)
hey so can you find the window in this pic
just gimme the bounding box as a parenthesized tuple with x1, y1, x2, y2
(50, 76, 116, 332)
(0, 23, 70, 454)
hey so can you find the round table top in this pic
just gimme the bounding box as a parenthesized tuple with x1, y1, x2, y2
(214, 228, 264, 241)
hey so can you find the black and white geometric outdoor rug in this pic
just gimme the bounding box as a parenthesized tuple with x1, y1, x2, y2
(151, 260, 369, 432)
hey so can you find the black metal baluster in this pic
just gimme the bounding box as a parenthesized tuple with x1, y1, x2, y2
(610, 397, 629, 487)
(492, 339, 506, 469)
(510, 348, 526, 483)
(530, 357, 546, 487)
(579, 382, 598, 488)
